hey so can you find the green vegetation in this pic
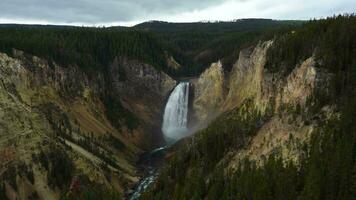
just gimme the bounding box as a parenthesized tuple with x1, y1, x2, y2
(1, 162, 35, 195)
(0, 183, 6, 200)
(197, 101, 356, 200)
(38, 102, 123, 169)
(104, 132, 126, 150)
(103, 96, 139, 131)
(36, 143, 74, 190)
(266, 14, 356, 97)
(1, 15, 355, 200)
(60, 173, 123, 200)
(134, 19, 302, 75)
(2, 165, 18, 191)
(0, 27, 166, 72)
(76, 135, 120, 169)
(142, 99, 271, 199)
(142, 14, 356, 200)
(63, 187, 122, 200)
(0, 19, 301, 78)
(17, 162, 35, 184)
(47, 145, 74, 190)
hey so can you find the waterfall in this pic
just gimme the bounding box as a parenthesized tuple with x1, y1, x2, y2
(162, 82, 190, 142)
(129, 82, 190, 200)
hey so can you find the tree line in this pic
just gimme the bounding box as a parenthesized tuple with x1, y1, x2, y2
(0, 27, 167, 73)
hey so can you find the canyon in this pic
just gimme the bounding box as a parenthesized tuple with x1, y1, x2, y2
(1, 15, 355, 200)
(0, 38, 340, 199)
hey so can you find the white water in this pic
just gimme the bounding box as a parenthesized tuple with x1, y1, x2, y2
(162, 82, 190, 142)
(128, 83, 190, 199)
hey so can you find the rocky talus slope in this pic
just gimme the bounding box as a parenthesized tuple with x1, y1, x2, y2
(0, 50, 175, 199)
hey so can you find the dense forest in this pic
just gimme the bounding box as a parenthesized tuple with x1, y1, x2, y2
(142, 14, 356, 200)
(1, 15, 355, 199)
(266, 14, 356, 98)
(0, 19, 301, 78)
(0, 27, 167, 73)
(133, 19, 302, 75)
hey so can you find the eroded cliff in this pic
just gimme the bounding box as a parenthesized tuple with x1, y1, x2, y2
(191, 61, 225, 127)
(191, 40, 334, 167)
(0, 49, 176, 199)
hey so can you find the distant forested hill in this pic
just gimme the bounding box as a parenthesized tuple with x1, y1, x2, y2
(0, 27, 167, 74)
(133, 19, 303, 75)
(0, 19, 302, 78)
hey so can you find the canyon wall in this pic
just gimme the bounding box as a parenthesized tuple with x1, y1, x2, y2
(0, 50, 175, 199)
(192, 40, 334, 166)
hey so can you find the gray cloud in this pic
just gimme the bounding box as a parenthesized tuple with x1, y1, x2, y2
(0, 0, 226, 24)
(0, 0, 355, 25)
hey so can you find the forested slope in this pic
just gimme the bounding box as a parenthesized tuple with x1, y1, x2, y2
(142, 14, 356, 200)
(134, 19, 303, 75)
(0, 19, 302, 78)
(0, 28, 167, 73)
(0, 26, 177, 199)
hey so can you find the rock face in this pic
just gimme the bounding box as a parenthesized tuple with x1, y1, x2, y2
(224, 41, 273, 112)
(166, 55, 181, 70)
(191, 40, 333, 166)
(191, 41, 272, 127)
(191, 61, 224, 126)
(111, 57, 176, 101)
(276, 57, 331, 109)
(224, 45, 333, 168)
(0, 50, 176, 199)
(4, 51, 176, 148)
(110, 56, 176, 147)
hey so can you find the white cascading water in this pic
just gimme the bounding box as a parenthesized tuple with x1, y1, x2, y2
(129, 82, 190, 200)
(162, 82, 190, 142)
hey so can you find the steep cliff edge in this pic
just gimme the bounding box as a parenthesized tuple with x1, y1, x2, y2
(110, 56, 176, 148)
(191, 41, 272, 127)
(192, 40, 333, 165)
(0, 50, 175, 199)
(224, 41, 273, 112)
(191, 61, 225, 127)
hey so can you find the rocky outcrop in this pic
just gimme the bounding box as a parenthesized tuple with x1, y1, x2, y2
(166, 55, 181, 70)
(191, 61, 224, 126)
(191, 40, 333, 167)
(221, 47, 336, 168)
(191, 41, 272, 128)
(224, 41, 273, 112)
(111, 57, 176, 101)
(0, 50, 176, 199)
(11, 52, 176, 149)
(275, 57, 332, 110)
(110, 56, 176, 147)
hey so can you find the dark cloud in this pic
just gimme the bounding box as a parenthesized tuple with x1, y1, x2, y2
(0, 0, 226, 24)
(0, 0, 355, 25)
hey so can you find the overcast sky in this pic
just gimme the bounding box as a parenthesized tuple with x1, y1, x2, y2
(0, 0, 355, 26)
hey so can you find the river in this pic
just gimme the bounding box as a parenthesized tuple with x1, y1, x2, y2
(128, 82, 191, 199)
